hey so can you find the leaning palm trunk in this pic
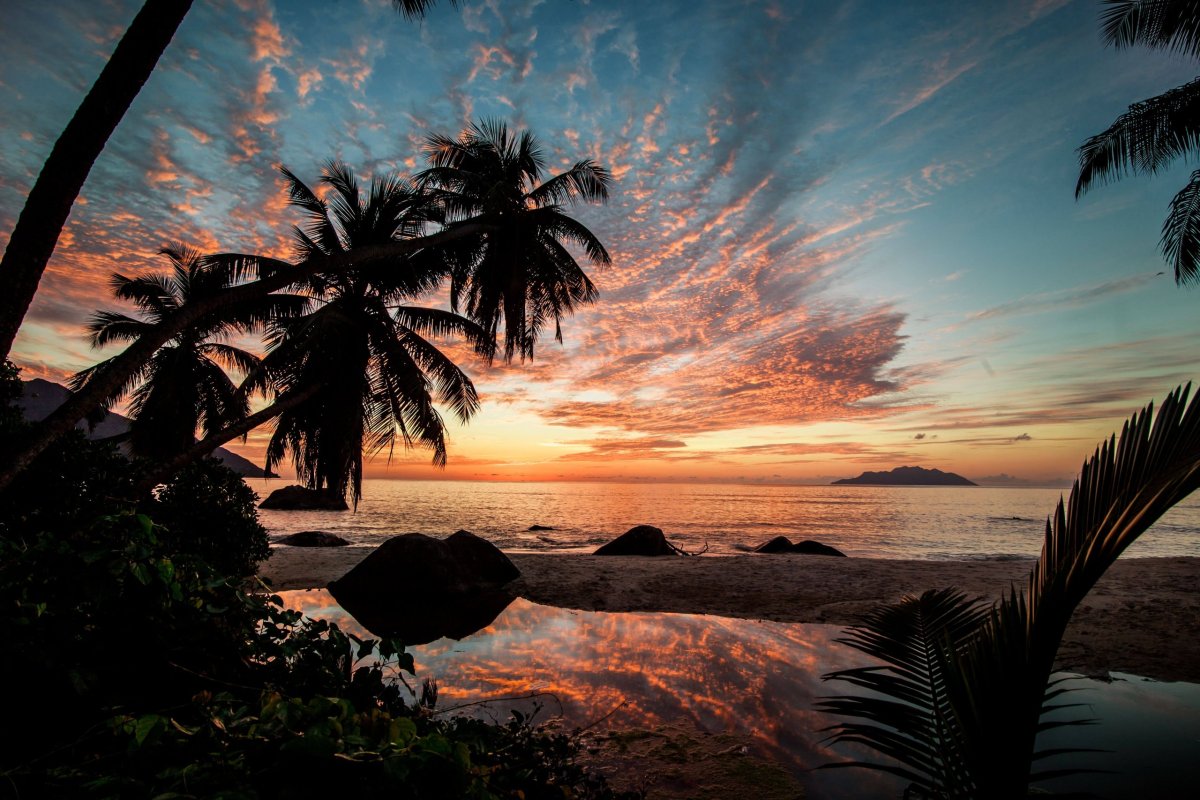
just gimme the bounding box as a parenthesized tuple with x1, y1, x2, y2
(0, 0, 194, 362)
(820, 383, 1200, 797)
(135, 385, 320, 492)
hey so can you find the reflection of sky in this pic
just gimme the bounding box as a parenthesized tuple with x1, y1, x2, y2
(281, 590, 1200, 800)
(4, 1, 1200, 484)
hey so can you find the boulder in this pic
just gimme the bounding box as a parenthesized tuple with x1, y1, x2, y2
(258, 485, 348, 511)
(753, 536, 797, 554)
(274, 531, 350, 547)
(752, 536, 846, 557)
(792, 539, 847, 557)
(528, 524, 555, 531)
(328, 531, 520, 645)
(594, 525, 678, 556)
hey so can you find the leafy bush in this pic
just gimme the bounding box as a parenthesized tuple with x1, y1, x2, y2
(150, 456, 270, 577)
(2, 364, 634, 798)
(1, 509, 635, 798)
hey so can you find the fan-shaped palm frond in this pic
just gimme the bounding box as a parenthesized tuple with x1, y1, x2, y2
(820, 383, 1200, 797)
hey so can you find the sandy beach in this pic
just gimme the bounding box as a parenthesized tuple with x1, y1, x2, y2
(261, 548, 1200, 684)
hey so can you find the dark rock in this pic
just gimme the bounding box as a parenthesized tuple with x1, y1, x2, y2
(753, 536, 797, 554)
(328, 531, 520, 645)
(753, 537, 847, 557)
(528, 524, 555, 531)
(791, 539, 847, 557)
(258, 485, 348, 511)
(445, 529, 522, 585)
(594, 525, 677, 556)
(274, 531, 350, 547)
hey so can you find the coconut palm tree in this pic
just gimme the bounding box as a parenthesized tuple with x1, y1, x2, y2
(0, 0, 455, 363)
(255, 161, 492, 507)
(415, 119, 613, 362)
(819, 382, 1200, 797)
(1076, 0, 1200, 285)
(70, 244, 301, 462)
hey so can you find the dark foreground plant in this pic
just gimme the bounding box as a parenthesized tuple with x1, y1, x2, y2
(819, 382, 1200, 798)
(0, 367, 636, 799)
(0, 508, 637, 799)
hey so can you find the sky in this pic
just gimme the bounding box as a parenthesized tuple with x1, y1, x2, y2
(2, 0, 1200, 486)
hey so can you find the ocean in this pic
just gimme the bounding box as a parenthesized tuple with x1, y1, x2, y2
(257, 479, 1200, 559)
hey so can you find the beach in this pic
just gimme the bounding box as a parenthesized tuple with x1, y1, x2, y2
(261, 548, 1200, 683)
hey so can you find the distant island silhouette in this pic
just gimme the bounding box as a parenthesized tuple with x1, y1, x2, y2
(832, 466, 977, 486)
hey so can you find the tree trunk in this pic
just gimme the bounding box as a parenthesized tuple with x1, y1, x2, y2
(0, 0, 194, 362)
(0, 221, 489, 490)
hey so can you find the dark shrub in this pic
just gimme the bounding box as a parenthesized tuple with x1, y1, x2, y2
(151, 457, 270, 577)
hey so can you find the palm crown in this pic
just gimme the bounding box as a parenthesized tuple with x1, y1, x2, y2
(72, 245, 291, 461)
(1077, 0, 1200, 285)
(415, 119, 613, 361)
(259, 162, 490, 506)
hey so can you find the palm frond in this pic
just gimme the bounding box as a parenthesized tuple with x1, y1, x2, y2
(1076, 77, 1200, 195)
(390, 0, 455, 21)
(525, 160, 614, 207)
(1101, 0, 1200, 58)
(1161, 167, 1200, 284)
(200, 252, 294, 284)
(279, 164, 343, 256)
(819, 384, 1200, 796)
(86, 311, 153, 347)
(819, 589, 988, 798)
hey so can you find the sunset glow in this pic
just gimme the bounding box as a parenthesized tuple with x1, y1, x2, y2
(4, 0, 1199, 485)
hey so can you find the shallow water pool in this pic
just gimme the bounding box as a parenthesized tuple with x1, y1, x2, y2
(281, 589, 1200, 799)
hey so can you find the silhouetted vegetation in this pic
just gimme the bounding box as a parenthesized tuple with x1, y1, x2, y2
(819, 383, 1200, 797)
(1077, 0, 1200, 284)
(0, 363, 637, 799)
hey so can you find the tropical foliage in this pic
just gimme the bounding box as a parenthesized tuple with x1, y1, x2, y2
(246, 161, 493, 506)
(71, 244, 298, 461)
(1077, 0, 1200, 284)
(819, 383, 1200, 797)
(0, 363, 634, 799)
(416, 119, 613, 362)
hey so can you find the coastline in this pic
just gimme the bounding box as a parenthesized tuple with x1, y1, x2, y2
(260, 548, 1200, 683)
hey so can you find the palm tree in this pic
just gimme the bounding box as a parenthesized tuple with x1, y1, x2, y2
(255, 161, 491, 507)
(415, 119, 613, 362)
(70, 244, 299, 462)
(819, 382, 1200, 797)
(0, 0, 455, 363)
(1076, 0, 1200, 285)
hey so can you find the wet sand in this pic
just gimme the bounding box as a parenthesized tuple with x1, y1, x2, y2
(260, 548, 1200, 683)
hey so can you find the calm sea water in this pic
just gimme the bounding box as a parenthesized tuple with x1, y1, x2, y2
(256, 479, 1200, 559)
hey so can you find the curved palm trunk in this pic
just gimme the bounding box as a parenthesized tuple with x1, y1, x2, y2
(137, 385, 320, 492)
(0, 222, 489, 490)
(0, 0, 194, 361)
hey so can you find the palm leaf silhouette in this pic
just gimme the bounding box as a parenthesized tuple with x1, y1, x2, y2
(820, 383, 1200, 797)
